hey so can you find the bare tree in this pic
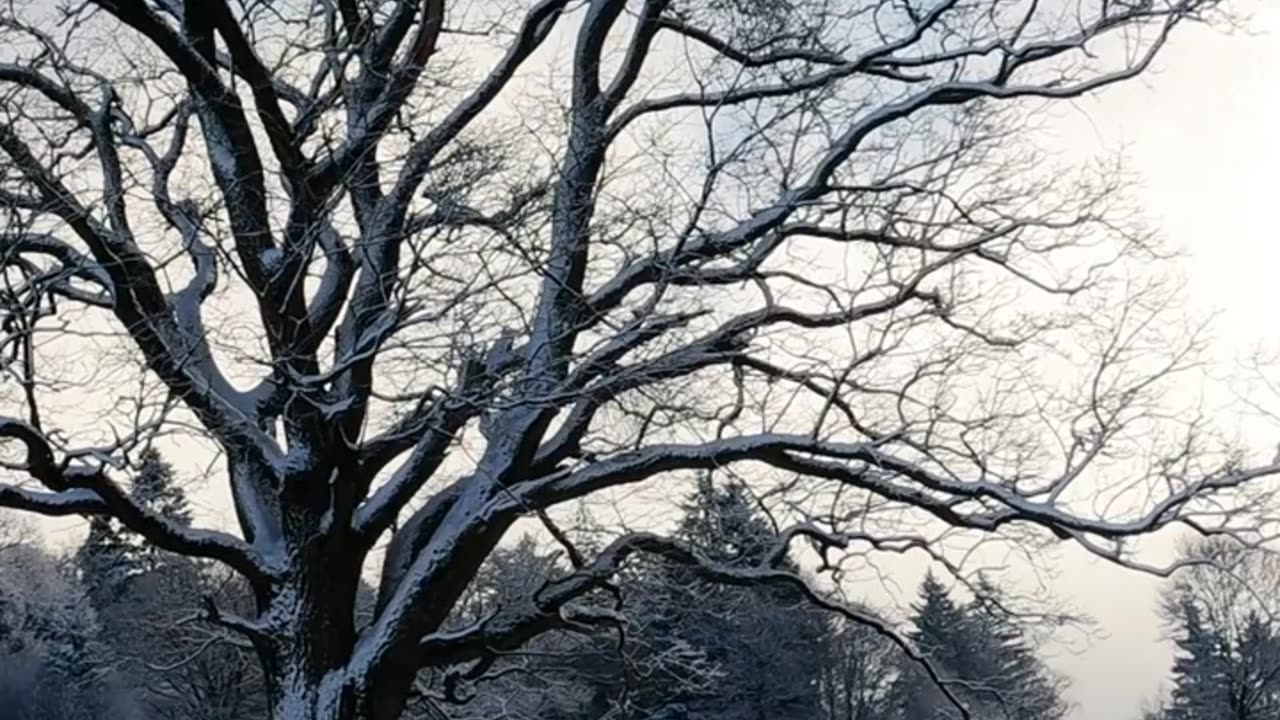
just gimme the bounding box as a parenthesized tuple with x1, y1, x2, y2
(0, 1, 1274, 719)
(1165, 538, 1280, 636)
(95, 561, 269, 720)
(818, 606, 900, 720)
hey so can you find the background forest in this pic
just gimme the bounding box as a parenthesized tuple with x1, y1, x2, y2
(1, 451, 1271, 719)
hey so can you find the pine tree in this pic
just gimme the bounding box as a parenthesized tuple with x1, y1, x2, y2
(130, 448, 192, 527)
(74, 517, 132, 606)
(677, 478, 774, 566)
(422, 537, 603, 720)
(908, 572, 975, 672)
(467, 479, 828, 720)
(891, 573, 1066, 720)
(127, 448, 192, 573)
(68, 450, 263, 719)
(1163, 597, 1229, 720)
(0, 540, 139, 719)
(634, 478, 826, 720)
(890, 572, 979, 720)
(965, 576, 1067, 720)
(1152, 538, 1280, 720)
(1229, 612, 1280, 719)
(76, 449, 192, 603)
(1161, 602, 1280, 720)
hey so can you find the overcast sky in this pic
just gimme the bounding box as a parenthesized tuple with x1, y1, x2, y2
(16, 4, 1279, 718)
(1039, 2, 1279, 717)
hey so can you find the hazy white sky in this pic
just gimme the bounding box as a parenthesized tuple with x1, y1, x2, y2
(16, 4, 1279, 718)
(1037, 3, 1279, 717)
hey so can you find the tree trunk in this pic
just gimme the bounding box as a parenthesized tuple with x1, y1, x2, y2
(266, 661, 352, 720)
(260, 542, 384, 720)
(262, 596, 361, 720)
(265, 662, 415, 720)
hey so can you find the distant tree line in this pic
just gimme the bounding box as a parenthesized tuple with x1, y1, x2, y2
(0, 449, 266, 720)
(1, 452, 1080, 719)
(410, 478, 1070, 720)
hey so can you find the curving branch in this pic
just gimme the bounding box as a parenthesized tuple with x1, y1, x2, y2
(0, 1, 1264, 718)
(0, 417, 272, 584)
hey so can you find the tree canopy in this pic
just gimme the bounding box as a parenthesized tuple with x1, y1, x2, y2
(0, 0, 1274, 718)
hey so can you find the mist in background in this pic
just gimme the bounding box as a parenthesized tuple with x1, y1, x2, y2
(1042, 3, 1280, 717)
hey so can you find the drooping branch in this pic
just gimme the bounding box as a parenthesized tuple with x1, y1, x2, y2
(514, 432, 1274, 546)
(417, 529, 974, 719)
(0, 417, 272, 584)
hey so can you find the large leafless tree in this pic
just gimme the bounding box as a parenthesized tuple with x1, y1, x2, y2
(0, 0, 1274, 718)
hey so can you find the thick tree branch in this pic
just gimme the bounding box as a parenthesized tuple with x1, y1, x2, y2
(0, 417, 272, 584)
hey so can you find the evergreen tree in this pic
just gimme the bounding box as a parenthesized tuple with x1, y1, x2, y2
(677, 478, 775, 566)
(1228, 612, 1280, 718)
(0, 540, 143, 719)
(128, 447, 193, 572)
(130, 447, 192, 523)
(1163, 597, 1229, 720)
(415, 536, 614, 720)
(626, 478, 827, 720)
(1161, 601, 1280, 720)
(890, 572, 980, 720)
(966, 576, 1068, 720)
(70, 449, 268, 719)
(434, 482, 830, 720)
(75, 448, 192, 602)
(890, 573, 1066, 720)
(908, 572, 976, 672)
(1153, 539, 1280, 720)
(74, 517, 132, 606)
